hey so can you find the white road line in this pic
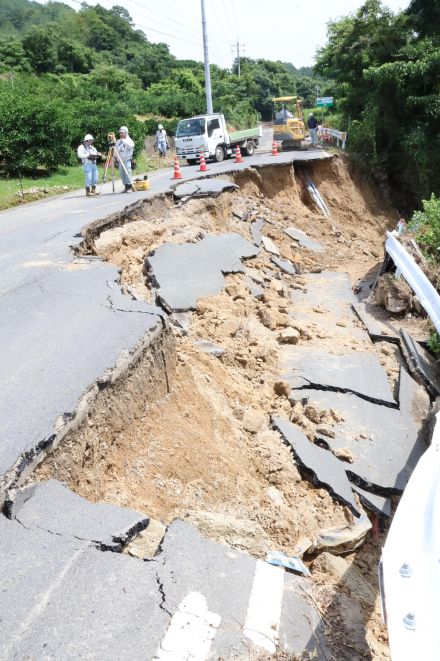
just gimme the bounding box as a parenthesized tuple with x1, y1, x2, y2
(154, 591, 221, 661)
(243, 559, 285, 653)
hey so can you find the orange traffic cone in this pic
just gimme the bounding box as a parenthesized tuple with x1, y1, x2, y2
(272, 141, 278, 156)
(199, 148, 208, 172)
(172, 155, 183, 179)
(234, 145, 243, 163)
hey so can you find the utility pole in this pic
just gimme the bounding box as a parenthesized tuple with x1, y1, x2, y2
(200, 0, 213, 114)
(231, 39, 245, 76)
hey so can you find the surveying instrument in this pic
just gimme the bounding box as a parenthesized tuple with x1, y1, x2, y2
(99, 131, 135, 194)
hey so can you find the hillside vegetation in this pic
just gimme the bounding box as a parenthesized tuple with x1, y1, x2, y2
(0, 0, 324, 175)
(316, 0, 440, 211)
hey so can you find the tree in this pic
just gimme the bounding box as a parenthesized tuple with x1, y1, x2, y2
(0, 38, 31, 72)
(22, 25, 59, 73)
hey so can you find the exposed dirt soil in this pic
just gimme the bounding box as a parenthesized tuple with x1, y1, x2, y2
(33, 156, 430, 660)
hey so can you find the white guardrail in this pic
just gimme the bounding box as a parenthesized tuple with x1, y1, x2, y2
(319, 127, 347, 149)
(385, 232, 440, 335)
(381, 232, 440, 658)
(381, 414, 440, 659)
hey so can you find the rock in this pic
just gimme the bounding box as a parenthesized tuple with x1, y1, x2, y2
(274, 380, 291, 398)
(225, 283, 247, 300)
(270, 279, 284, 293)
(125, 519, 166, 559)
(259, 308, 278, 330)
(265, 486, 286, 507)
(375, 273, 412, 314)
(334, 447, 355, 463)
(243, 408, 266, 433)
(316, 426, 336, 439)
(304, 404, 323, 424)
(261, 236, 280, 256)
(278, 328, 300, 344)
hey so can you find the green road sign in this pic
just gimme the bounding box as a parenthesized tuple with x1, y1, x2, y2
(316, 97, 334, 107)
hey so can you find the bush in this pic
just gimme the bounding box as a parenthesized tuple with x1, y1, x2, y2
(410, 193, 440, 261)
(0, 89, 75, 173)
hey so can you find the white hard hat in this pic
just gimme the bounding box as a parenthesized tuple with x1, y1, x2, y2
(84, 134, 93, 141)
(309, 113, 314, 117)
(158, 124, 163, 130)
(119, 126, 128, 133)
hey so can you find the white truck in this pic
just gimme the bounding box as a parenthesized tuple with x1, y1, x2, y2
(175, 113, 262, 165)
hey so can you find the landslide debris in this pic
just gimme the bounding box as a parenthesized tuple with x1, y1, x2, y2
(34, 156, 412, 660)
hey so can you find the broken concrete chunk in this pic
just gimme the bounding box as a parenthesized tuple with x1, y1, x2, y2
(352, 485, 392, 517)
(261, 236, 280, 256)
(244, 276, 264, 299)
(398, 365, 430, 447)
(173, 179, 238, 200)
(272, 416, 361, 516)
(146, 233, 258, 311)
(352, 301, 400, 343)
(305, 515, 371, 555)
(9, 480, 149, 549)
(250, 218, 264, 246)
(284, 226, 325, 252)
(281, 347, 396, 406)
(271, 256, 296, 276)
(195, 339, 225, 357)
(400, 329, 440, 397)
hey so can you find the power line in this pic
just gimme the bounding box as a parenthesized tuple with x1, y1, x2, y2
(229, 0, 239, 34)
(222, 0, 234, 34)
(134, 21, 202, 46)
(123, 0, 201, 36)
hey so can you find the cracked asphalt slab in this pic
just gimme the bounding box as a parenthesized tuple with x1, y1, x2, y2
(0, 510, 327, 660)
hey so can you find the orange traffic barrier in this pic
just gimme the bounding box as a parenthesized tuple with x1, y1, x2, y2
(272, 141, 278, 156)
(172, 155, 183, 179)
(199, 148, 208, 172)
(234, 145, 243, 163)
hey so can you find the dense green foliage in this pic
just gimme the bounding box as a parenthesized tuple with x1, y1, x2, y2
(410, 194, 440, 261)
(0, 0, 323, 174)
(316, 0, 440, 210)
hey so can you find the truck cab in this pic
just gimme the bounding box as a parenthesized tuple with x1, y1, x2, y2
(175, 113, 261, 165)
(175, 114, 229, 164)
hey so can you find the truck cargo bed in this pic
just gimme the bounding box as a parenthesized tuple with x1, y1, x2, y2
(229, 127, 262, 143)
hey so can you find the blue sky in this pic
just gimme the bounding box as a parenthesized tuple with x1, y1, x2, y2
(36, 0, 411, 69)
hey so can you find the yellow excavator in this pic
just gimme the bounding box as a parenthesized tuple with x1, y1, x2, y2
(272, 96, 306, 150)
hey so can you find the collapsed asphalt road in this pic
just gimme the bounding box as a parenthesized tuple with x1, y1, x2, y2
(0, 149, 433, 659)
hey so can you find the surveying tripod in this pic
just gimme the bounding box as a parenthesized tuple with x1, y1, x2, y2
(99, 131, 135, 194)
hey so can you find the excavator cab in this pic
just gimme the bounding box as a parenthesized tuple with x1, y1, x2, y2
(272, 96, 306, 150)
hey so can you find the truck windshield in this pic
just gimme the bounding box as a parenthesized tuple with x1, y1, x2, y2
(176, 118, 206, 137)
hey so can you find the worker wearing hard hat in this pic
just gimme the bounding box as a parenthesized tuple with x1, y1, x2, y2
(115, 126, 135, 192)
(155, 124, 169, 159)
(307, 113, 319, 146)
(77, 134, 101, 196)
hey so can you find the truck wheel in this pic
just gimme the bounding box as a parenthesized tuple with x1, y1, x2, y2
(187, 159, 197, 165)
(214, 145, 225, 162)
(244, 141, 255, 156)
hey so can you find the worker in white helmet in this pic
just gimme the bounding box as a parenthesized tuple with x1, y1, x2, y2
(155, 123, 169, 159)
(77, 134, 101, 196)
(115, 126, 135, 192)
